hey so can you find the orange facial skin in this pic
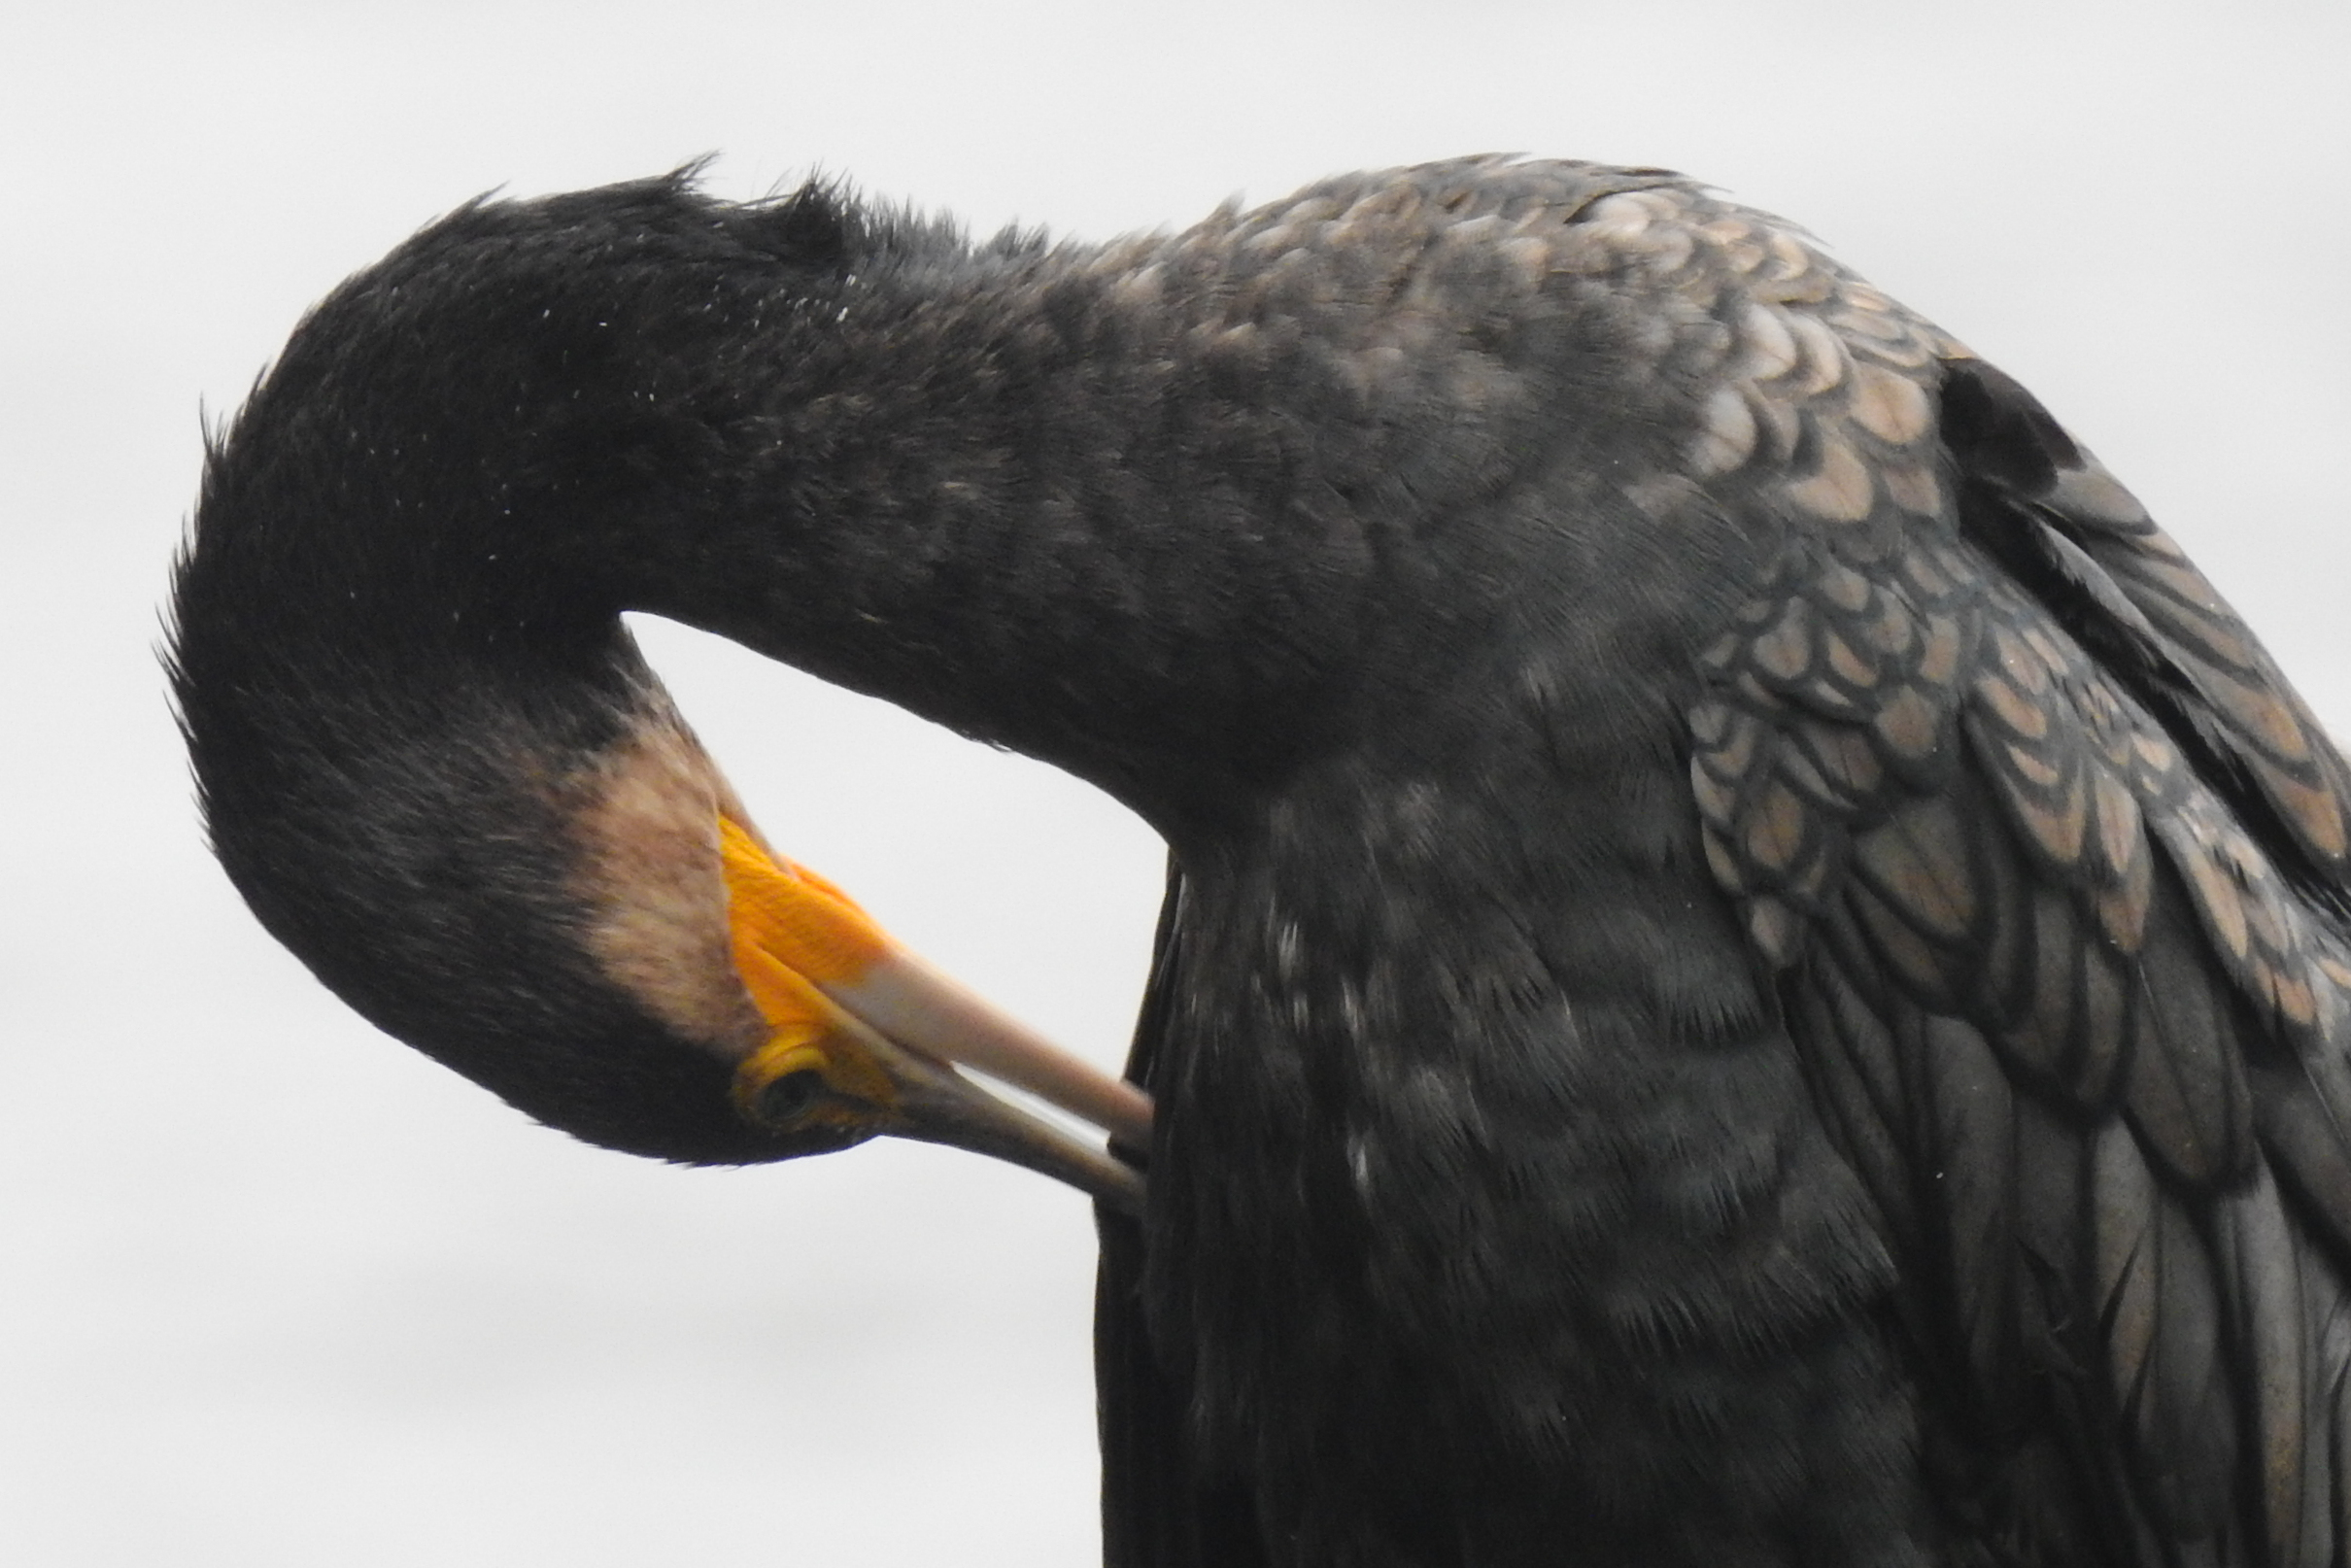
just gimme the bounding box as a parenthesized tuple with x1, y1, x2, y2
(717, 815, 901, 1129)
(718, 816, 893, 989)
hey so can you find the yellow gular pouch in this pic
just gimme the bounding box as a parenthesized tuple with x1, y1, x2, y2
(717, 816, 900, 1136)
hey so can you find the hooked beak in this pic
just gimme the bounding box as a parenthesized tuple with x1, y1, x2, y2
(717, 816, 1149, 1213)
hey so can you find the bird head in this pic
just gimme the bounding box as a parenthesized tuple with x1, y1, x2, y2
(165, 174, 1145, 1208)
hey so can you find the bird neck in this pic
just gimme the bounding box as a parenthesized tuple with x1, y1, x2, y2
(611, 233, 1388, 835)
(209, 177, 1494, 838)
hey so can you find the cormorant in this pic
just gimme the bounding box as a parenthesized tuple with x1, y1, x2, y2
(169, 156, 2351, 1567)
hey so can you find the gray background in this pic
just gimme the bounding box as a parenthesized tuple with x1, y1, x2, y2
(3, 1, 2344, 1561)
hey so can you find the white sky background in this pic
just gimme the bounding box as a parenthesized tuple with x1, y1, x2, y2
(2, 1, 2344, 1562)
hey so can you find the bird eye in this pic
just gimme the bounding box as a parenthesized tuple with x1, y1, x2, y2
(748, 1063, 832, 1129)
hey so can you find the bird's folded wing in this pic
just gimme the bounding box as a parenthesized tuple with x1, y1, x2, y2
(1693, 346, 2351, 1563)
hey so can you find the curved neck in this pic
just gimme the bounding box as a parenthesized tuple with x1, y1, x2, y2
(627, 241, 1386, 833)
(202, 176, 1568, 837)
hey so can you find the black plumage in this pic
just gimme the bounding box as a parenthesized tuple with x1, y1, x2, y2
(170, 156, 2351, 1567)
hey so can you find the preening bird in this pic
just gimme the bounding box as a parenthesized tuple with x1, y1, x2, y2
(171, 156, 2351, 1567)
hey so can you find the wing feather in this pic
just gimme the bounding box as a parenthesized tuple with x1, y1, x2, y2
(1684, 223, 2351, 1564)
